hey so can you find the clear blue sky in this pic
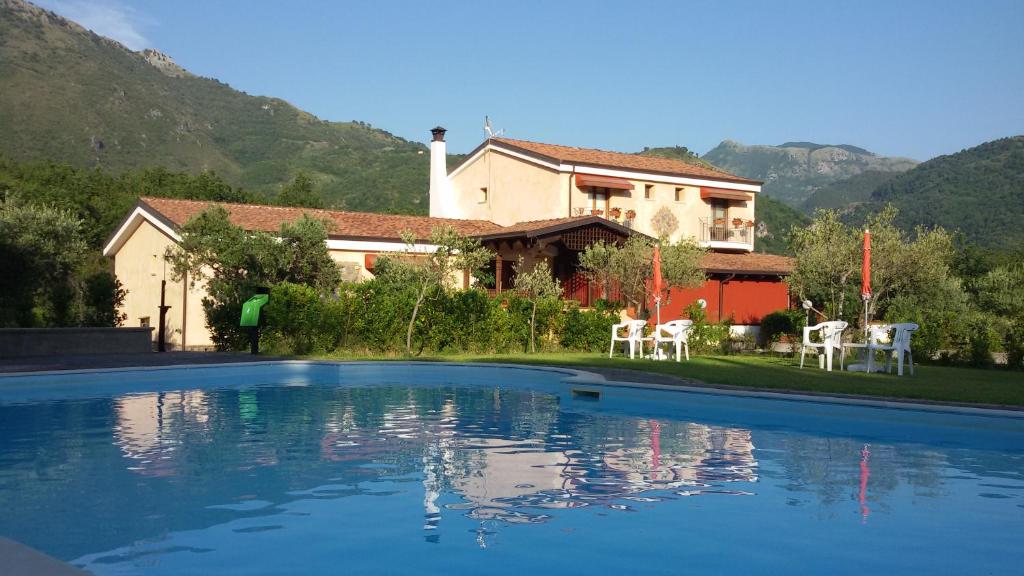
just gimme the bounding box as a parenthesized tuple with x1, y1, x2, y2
(39, 0, 1024, 160)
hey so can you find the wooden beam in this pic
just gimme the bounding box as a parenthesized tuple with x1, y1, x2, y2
(496, 256, 503, 293)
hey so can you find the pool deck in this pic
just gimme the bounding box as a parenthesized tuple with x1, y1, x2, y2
(0, 537, 90, 576)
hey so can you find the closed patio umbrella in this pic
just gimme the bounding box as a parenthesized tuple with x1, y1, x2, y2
(652, 244, 663, 325)
(861, 229, 871, 336)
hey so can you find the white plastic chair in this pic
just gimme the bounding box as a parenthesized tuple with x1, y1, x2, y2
(800, 321, 848, 372)
(868, 323, 918, 376)
(609, 319, 651, 359)
(653, 320, 693, 362)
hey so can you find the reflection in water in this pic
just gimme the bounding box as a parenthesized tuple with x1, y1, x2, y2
(0, 383, 1021, 575)
(310, 390, 759, 535)
(860, 444, 871, 523)
(114, 392, 212, 477)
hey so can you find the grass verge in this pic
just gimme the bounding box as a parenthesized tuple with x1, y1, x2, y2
(310, 351, 1024, 408)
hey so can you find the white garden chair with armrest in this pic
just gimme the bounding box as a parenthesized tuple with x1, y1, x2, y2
(609, 319, 651, 359)
(800, 321, 848, 372)
(869, 322, 918, 376)
(654, 320, 693, 362)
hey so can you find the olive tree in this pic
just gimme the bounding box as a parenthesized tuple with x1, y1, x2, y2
(788, 209, 860, 320)
(0, 194, 88, 326)
(790, 206, 960, 326)
(578, 235, 706, 315)
(375, 226, 492, 355)
(513, 257, 562, 353)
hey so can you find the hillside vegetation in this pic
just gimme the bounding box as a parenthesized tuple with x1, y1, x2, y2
(802, 170, 901, 212)
(704, 139, 917, 206)
(863, 136, 1024, 251)
(0, 0, 430, 213)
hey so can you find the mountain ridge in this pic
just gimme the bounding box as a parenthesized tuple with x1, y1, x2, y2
(0, 0, 431, 213)
(703, 139, 917, 206)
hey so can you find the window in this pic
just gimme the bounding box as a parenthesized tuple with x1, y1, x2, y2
(674, 187, 684, 202)
(140, 317, 150, 328)
(644, 184, 654, 200)
(479, 187, 488, 204)
(711, 199, 728, 223)
(591, 187, 608, 213)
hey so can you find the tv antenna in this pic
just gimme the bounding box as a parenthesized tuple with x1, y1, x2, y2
(484, 116, 504, 138)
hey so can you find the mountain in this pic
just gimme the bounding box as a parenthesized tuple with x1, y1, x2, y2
(0, 0, 429, 213)
(752, 195, 808, 254)
(0, 0, 810, 256)
(703, 140, 917, 206)
(859, 136, 1024, 250)
(802, 170, 902, 212)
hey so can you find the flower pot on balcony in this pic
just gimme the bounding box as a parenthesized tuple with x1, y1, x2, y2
(591, 209, 604, 217)
(714, 218, 726, 226)
(625, 209, 636, 220)
(609, 207, 622, 219)
(745, 220, 755, 227)
(732, 218, 744, 227)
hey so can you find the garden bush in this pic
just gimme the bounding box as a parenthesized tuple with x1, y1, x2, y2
(560, 304, 618, 352)
(759, 309, 806, 347)
(683, 303, 732, 354)
(1005, 320, 1024, 369)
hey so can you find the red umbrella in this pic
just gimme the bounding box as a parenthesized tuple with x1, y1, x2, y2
(861, 229, 871, 335)
(861, 229, 871, 300)
(652, 244, 663, 324)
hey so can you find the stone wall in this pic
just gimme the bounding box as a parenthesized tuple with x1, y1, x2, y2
(0, 328, 154, 358)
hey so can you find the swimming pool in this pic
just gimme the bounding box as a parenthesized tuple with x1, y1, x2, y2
(0, 362, 1021, 575)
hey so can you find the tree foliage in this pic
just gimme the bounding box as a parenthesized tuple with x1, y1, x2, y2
(374, 226, 493, 355)
(275, 172, 324, 208)
(790, 206, 962, 338)
(513, 257, 562, 353)
(788, 209, 860, 320)
(166, 206, 340, 349)
(0, 194, 124, 327)
(579, 236, 706, 314)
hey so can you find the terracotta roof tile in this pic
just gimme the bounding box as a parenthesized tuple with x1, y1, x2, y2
(490, 137, 760, 184)
(702, 252, 794, 275)
(140, 197, 503, 240)
(494, 215, 595, 234)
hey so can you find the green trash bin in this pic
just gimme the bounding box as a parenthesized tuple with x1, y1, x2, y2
(241, 294, 269, 354)
(240, 294, 269, 327)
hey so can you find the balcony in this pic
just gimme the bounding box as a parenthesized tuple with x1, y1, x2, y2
(700, 218, 753, 251)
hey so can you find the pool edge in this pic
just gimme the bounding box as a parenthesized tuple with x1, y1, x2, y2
(1, 360, 1022, 419)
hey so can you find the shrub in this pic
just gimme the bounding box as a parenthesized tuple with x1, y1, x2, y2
(684, 303, 732, 354)
(263, 282, 344, 355)
(1005, 320, 1024, 369)
(760, 309, 806, 346)
(560, 304, 618, 352)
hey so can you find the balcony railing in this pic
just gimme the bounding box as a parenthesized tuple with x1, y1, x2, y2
(700, 218, 752, 247)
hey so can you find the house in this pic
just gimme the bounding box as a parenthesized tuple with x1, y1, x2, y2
(429, 127, 792, 329)
(103, 127, 792, 350)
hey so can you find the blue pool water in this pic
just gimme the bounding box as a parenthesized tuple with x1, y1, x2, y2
(0, 363, 1022, 575)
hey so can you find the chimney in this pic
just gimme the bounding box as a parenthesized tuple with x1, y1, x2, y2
(428, 126, 453, 218)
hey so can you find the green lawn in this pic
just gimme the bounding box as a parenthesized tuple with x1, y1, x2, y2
(311, 351, 1024, 408)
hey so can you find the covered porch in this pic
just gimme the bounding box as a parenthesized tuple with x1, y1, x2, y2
(473, 216, 639, 307)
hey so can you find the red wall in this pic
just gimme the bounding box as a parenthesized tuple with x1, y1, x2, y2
(654, 277, 790, 325)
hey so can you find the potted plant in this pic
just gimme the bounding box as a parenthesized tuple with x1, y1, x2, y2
(732, 217, 744, 227)
(625, 209, 636, 220)
(745, 219, 755, 227)
(713, 217, 726, 226)
(591, 209, 604, 216)
(609, 207, 622, 220)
